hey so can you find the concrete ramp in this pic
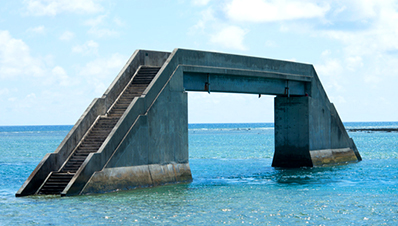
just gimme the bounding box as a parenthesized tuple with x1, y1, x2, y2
(16, 49, 361, 196)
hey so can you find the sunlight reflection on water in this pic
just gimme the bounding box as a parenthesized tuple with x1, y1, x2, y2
(0, 124, 397, 224)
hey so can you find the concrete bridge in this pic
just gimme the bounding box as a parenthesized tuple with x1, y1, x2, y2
(16, 49, 361, 196)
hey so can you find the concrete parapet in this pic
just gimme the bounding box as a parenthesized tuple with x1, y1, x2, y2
(102, 50, 170, 111)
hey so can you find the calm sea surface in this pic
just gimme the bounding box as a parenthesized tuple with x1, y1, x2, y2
(0, 122, 397, 225)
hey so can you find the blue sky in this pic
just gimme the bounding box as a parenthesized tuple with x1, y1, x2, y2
(1, 0, 397, 125)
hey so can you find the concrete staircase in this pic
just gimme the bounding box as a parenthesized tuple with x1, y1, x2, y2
(107, 67, 160, 117)
(37, 66, 161, 195)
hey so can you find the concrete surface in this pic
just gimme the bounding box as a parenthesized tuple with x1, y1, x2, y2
(17, 48, 361, 197)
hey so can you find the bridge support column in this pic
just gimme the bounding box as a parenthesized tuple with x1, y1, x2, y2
(273, 96, 313, 167)
(273, 96, 360, 167)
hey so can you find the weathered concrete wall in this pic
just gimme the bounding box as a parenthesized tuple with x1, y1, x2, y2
(80, 163, 191, 194)
(102, 68, 188, 168)
(273, 97, 313, 167)
(183, 69, 310, 95)
(79, 58, 190, 195)
(273, 69, 361, 167)
(306, 68, 361, 164)
(310, 148, 358, 166)
(173, 49, 314, 77)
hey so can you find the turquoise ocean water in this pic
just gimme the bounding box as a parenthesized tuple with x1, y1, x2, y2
(0, 122, 397, 225)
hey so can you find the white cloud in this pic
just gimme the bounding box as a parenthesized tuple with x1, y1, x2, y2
(113, 17, 124, 27)
(344, 0, 386, 19)
(210, 25, 247, 50)
(225, 0, 330, 22)
(84, 15, 119, 38)
(321, 50, 331, 57)
(59, 31, 75, 41)
(330, 95, 346, 104)
(299, 1, 398, 102)
(51, 66, 71, 86)
(72, 40, 99, 55)
(333, 5, 347, 16)
(84, 14, 107, 27)
(319, 1, 398, 58)
(0, 30, 72, 87)
(80, 54, 125, 76)
(345, 56, 363, 71)
(87, 28, 118, 38)
(79, 53, 126, 94)
(8, 97, 17, 102)
(26, 25, 45, 34)
(315, 58, 345, 92)
(364, 74, 381, 84)
(189, 8, 215, 34)
(190, 0, 329, 52)
(24, 0, 103, 16)
(264, 40, 277, 48)
(26, 93, 36, 99)
(0, 30, 45, 79)
(0, 88, 9, 96)
(192, 0, 211, 6)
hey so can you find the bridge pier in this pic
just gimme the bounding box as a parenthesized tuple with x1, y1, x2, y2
(273, 96, 361, 167)
(273, 96, 313, 167)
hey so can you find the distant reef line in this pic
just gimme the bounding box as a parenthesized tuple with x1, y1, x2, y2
(348, 128, 398, 132)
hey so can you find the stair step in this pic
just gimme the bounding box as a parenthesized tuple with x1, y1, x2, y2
(80, 140, 104, 144)
(107, 114, 123, 118)
(112, 107, 129, 110)
(47, 180, 71, 183)
(90, 127, 113, 131)
(108, 109, 125, 112)
(65, 159, 84, 163)
(79, 144, 102, 148)
(89, 129, 112, 133)
(38, 172, 74, 195)
(83, 137, 107, 141)
(93, 124, 117, 127)
(88, 131, 112, 135)
(48, 181, 72, 184)
(65, 161, 84, 164)
(62, 168, 79, 172)
(77, 147, 99, 150)
(71, 155, 88, 158)
(113, 103, 130, 107)
(62, 167, 80, 171)
(52, 173, 74, 177)
(63, 166, 81, 170)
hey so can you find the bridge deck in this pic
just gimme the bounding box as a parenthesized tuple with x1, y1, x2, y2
(182, 65, 311, 95)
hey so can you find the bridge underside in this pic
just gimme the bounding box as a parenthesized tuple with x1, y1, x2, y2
(16, 49, 361, 197)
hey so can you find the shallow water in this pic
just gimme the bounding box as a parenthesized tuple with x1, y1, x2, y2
(1, 123, 397, 225)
